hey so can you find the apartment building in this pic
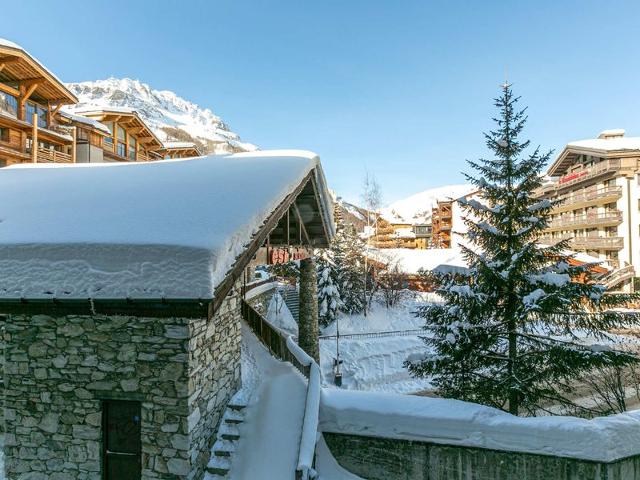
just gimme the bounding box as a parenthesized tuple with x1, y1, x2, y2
(0, 39, 78, 165)
(431, 200, 453, 248)
(536, 129, 640, 290)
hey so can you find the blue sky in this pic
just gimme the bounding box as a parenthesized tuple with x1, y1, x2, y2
(4, 1, 640, 204)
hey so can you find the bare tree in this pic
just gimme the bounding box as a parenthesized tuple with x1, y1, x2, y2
(377, 259, 411, 308)
(583, 363, 640, 415)
(361, 171, 382, 317)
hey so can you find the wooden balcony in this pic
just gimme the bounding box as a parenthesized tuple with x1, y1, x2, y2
(35, 147, 72, 163)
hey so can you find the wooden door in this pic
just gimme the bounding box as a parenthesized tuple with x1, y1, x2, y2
(103, 400, 141, 480)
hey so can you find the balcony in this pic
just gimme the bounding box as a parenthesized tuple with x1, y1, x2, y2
(35, 147, 72, 163)
(553, 186, 622, 213)
(540, 234, 624, 250)
(547, 211, 623, 231)
(555, 159, 621, 190)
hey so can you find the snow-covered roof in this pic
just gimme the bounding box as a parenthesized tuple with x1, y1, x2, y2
(59, 110, 111, 135)
(73, 106, 137, 115)
(320, 389, 640, 463)
(163, 141, 199, 150)
(0, 150, 333, 300)
(0, 38, 77, 104)
(381, 184, 475, 224)
(368, 248, 466, 275)
(549, 130, 640, 176)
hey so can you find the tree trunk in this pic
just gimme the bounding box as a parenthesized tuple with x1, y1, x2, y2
(299, 257, 320, 363)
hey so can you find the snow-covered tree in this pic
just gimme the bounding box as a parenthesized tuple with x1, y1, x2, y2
(407, 84, 639, 416)
(316, 256, 341, 327)
(332, 220, 367, 315)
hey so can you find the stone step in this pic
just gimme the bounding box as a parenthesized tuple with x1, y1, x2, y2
(227, 402, 247, 412)
(206, 455, 231, 475)
(213, 439, 236, 457)
(223, 409, 244, 425)
(219, 423, 240, 441)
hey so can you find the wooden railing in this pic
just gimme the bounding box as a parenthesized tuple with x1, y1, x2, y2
(36, 147, 72, 163)
(241, 299, 320, 479)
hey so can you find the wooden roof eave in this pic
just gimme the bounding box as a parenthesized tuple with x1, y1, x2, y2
(0, 46, 77, 104)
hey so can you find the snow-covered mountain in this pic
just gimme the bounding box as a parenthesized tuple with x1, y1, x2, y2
(64, 78, 257, 154)
(381, 184, 475, 224)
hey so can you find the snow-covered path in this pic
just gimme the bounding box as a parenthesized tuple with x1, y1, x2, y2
(229, 323, 307, 479)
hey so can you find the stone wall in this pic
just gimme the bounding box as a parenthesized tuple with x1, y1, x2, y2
(323, 433, 640, 480)
(1, 286, 241, 479)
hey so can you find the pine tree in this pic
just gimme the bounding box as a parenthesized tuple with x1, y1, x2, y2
(332, 215, 367, 315)
(317, 255, 341, 327)
(407, 84, 639, 416)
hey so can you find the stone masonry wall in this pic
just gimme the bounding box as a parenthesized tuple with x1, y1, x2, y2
(1, 284, 242, 480)
(186, 283, 242, 480)
(323, 433, 640, 480)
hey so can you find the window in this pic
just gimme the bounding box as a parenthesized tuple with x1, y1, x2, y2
(0, 127, 8, 142)
(77, 128, 89, 142)
(103, 400, 141, 480)
(103, 122, 114, 134)
(36, 106, 47, 128)
(117, 141, 126, 157)
(25, 102, 36, 124)
(0, 91, 18, 117)
(117, 126, 125, 142)
(128, 136, 136, 160)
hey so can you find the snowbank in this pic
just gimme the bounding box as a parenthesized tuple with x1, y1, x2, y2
(0, 151, 329, 299)
(320, 389, 640, 462)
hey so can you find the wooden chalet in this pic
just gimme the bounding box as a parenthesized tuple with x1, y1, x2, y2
(72, 108, 164, 162)
(431, 200, 453, 248)
(0, 38, 78, 166)
(159, 141, 203, 159)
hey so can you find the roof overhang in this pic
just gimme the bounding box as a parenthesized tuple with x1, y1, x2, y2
(0, 42, 77, 105)
(78, 109, 164, 150)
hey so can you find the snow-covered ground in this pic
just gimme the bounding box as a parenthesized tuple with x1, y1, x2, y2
(228, 323, 307, 479)
(319, 296, 439, 394)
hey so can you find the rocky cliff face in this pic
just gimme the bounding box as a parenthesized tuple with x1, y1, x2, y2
(65, 77, 257, 154)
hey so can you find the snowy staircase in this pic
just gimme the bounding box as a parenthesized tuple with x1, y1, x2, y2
(205, 399, 247, 478)
(279, 285, 300, 322)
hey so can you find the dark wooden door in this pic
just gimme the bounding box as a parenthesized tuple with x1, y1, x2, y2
(103, 400, 141, 480)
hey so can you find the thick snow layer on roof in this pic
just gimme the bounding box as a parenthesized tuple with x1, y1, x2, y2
(73, 105, 136, 115)
(369, 248, 466, 274)
(59, 109, 111, 135)
(567, 136, 640, 152)
(163, 141, 199, 149)
(0, 150, 326, 299)
(320, 389, 640, 462)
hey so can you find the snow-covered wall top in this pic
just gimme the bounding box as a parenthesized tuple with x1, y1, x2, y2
(320, 389, 640, 463)
(0, 151, 323, 299)
(63, 78, 257, 154)
(381, 184, 474, 224)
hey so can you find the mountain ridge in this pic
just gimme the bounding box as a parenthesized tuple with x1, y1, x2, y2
(63, 77, 257, 155)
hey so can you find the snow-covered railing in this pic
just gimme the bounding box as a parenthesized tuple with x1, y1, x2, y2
(241, 299, 321, 479)
(320, 328, 424, 341)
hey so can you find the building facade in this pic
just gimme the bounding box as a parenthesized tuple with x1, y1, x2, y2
(536, 130, 640, 290)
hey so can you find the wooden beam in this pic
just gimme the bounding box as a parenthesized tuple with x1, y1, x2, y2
(20, 76, 46, 88)
(32, 112, 38, 163)
(0, 81, 20, 98)
(211, 170, 316, 314)
(22, 82, 39, 103)
(71, 126, 77, 163)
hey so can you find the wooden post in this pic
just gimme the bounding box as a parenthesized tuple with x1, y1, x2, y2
(71, 126, 77, 163)
(32, 112, 38, 163)
(298, 257, 319, 363)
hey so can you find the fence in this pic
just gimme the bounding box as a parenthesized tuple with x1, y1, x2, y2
(320, 328, 424, 341)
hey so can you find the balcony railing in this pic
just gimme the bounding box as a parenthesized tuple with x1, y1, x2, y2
(540, 234, 624, 250)
(36, 147, 72, 163)
(548, 211, 623, 230)
(553, 186, 622, 212)
(556, 159, 621, 190)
